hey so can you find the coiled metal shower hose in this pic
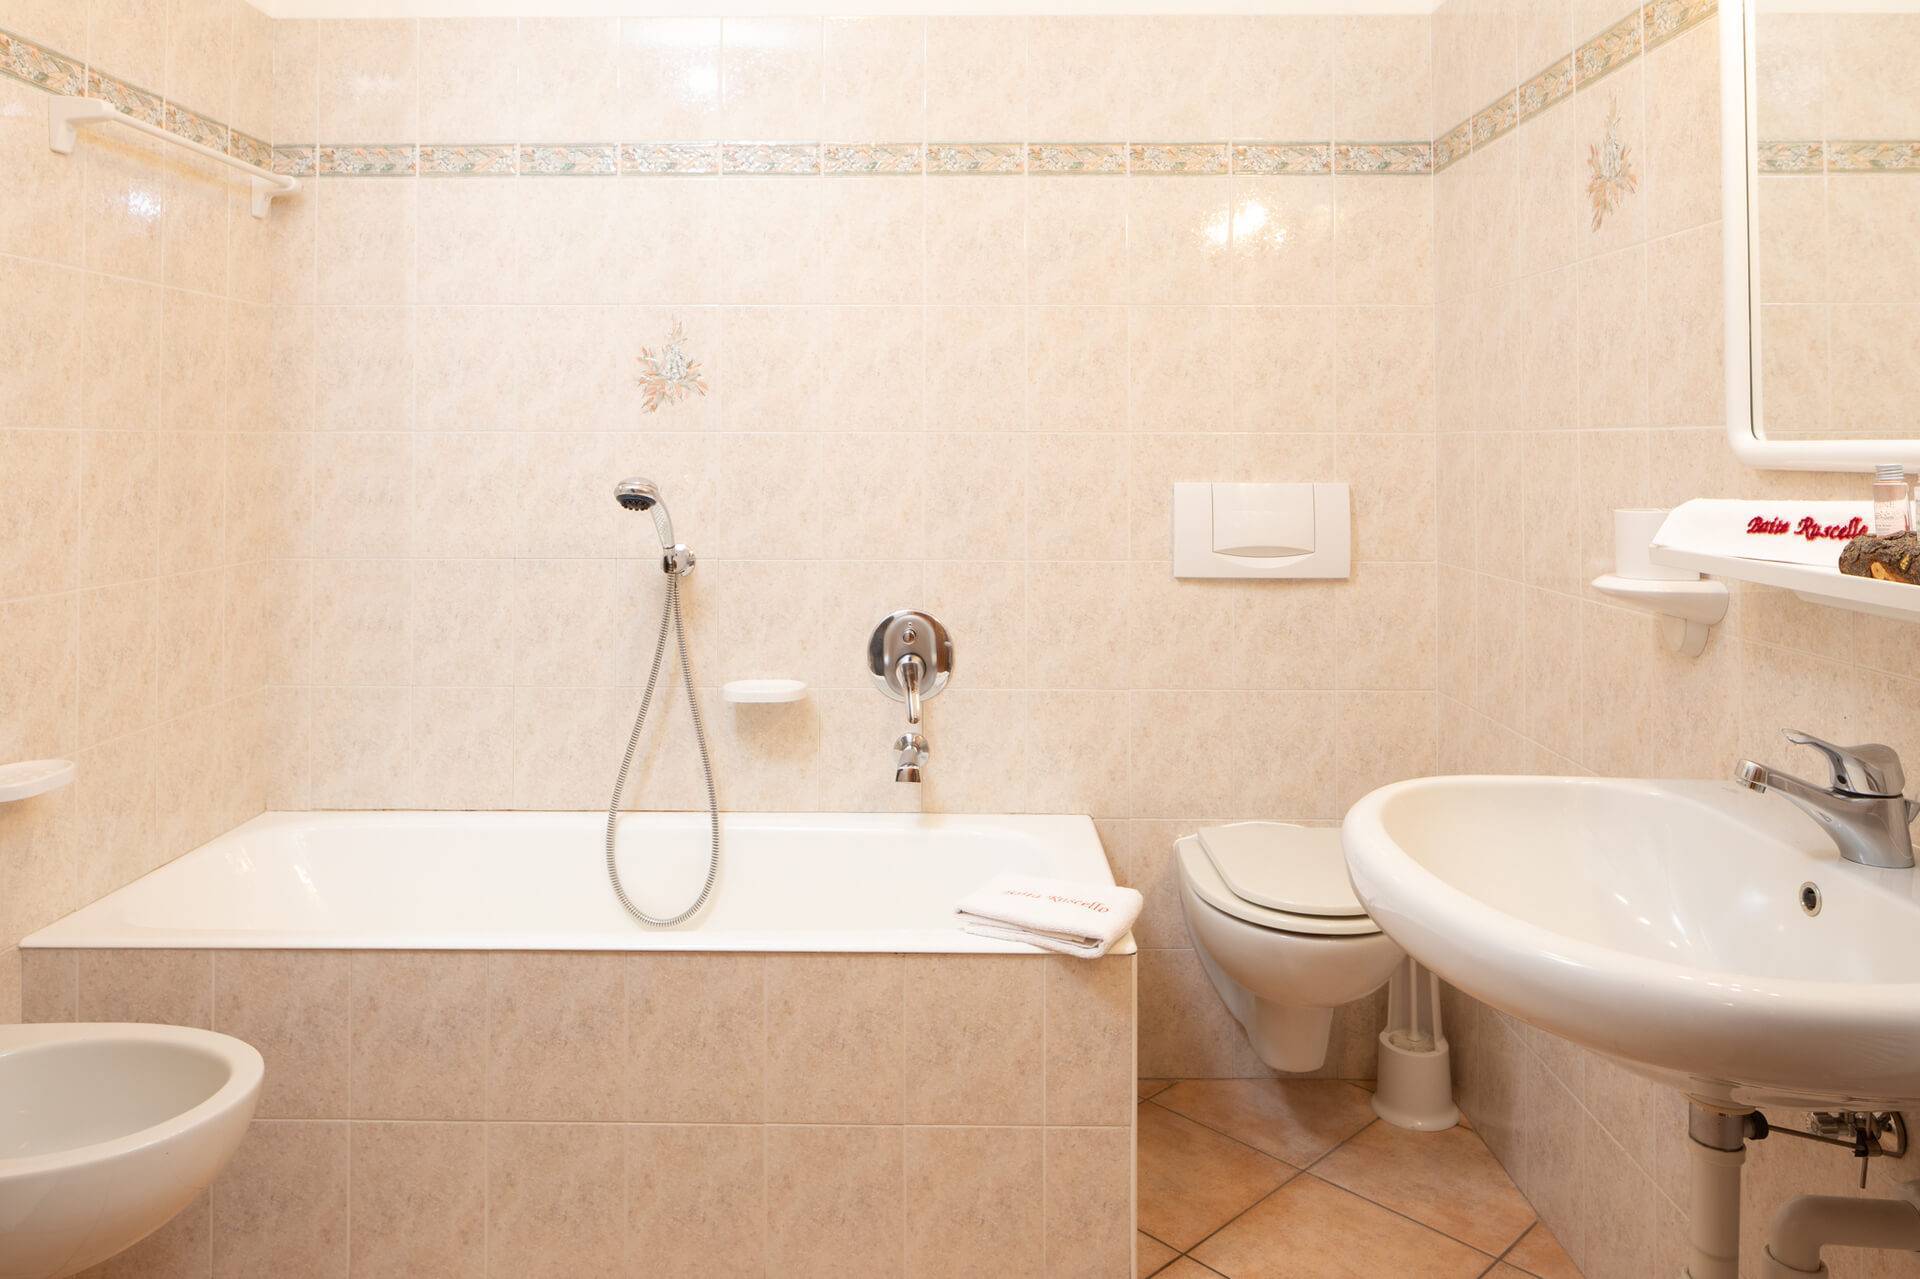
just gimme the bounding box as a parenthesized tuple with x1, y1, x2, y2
(605, 572, 719, 926)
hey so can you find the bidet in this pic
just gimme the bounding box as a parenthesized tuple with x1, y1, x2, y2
(604, 478, 718, 926)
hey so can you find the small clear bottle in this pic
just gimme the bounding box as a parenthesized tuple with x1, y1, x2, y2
(1874, 463, 1910, 536)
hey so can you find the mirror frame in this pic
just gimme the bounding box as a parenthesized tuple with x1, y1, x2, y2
(1721, 0, 1920, 470)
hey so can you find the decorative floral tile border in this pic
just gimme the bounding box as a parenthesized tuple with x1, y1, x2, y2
(2, 23, 286, 180)
(420, 143, 517, 176)
(1433, 0, 1717, 173)
(519, 143, 618, 176)
(622, 143, 719, 175)
(1760, 140, 1920, 174)
(273, 145, 317, 178)
(1336, 142, 1433, 175)
(929, 143, 1024, 174)
(1131, 144, 1230, 175)
(822, 142, 922, 174)
(1234, 143, 1332, 175)
(720, 142, 819, 175)
(1030, 143, 1128, 175)
(318, 144, 418, 176)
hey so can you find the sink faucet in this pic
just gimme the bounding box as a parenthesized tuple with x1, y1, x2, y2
(1735, 730, 1920, 869)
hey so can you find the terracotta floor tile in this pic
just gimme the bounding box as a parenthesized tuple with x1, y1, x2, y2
(1138, 1232, 1180, 1276)
(1160, 1261, 1228, 1278)
(1139, 1078, 1175, 1100)
(1151, 1079, 1378, 1166)
(1191, 1175, 1492, 1279)
(1488, 1267, 1531, 1277)
(1505, 1222, 1581, 1278)
(1311, 1117, 1536, 1255)
(1136, 1102, 1294, 1251)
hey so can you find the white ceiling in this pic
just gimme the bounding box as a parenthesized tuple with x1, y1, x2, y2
(250, 0, 1444, 16)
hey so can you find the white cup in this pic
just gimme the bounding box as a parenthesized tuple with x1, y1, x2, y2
(1613, 508, 1693, 581)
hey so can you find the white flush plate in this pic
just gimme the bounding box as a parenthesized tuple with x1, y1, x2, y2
(1172, 482, 1351, 579)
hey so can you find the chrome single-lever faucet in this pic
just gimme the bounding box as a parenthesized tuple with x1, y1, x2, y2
(1735, 730, 1920, 869)
(868, 611, 953, 784)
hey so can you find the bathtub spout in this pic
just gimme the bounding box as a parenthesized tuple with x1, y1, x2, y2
(895, 732, 928, 784)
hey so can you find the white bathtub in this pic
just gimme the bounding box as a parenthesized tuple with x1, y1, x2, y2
(25, 810, 1130, 954)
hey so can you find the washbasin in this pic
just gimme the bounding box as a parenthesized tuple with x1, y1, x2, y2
(0, 1023, 262, 1279)
(1343, 775, 1920, 1111)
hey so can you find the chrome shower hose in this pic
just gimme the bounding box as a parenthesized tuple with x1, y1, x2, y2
(605, 572, 719, 926)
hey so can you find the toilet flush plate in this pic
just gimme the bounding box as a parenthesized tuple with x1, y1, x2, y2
(1172, 482, 1351, 579)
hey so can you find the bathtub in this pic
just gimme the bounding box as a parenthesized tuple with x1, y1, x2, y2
(22, 806, 1128, 1267)
(21, 809, 1138, 1274)
(25, 809, 1130, 953)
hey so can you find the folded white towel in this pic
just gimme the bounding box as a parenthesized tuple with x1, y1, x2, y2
(955, 874, 1143, 959)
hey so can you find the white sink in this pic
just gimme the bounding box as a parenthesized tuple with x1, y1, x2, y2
(1343, 776, 1920, 1111)
(0, 1023, 262, 1279)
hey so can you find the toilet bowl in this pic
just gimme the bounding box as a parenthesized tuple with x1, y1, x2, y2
(1177, 822, 1404, 1072)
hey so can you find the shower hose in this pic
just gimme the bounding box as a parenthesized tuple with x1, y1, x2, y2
(605, 572, 719, 926)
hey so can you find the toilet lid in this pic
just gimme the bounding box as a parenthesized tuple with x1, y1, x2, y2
(1197, 821, 1367, 919)
(1177, 839, 1380, 937)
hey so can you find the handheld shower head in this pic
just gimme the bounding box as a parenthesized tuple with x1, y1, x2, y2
(614, 477, 694, 575)
(614, 476, 675, 545)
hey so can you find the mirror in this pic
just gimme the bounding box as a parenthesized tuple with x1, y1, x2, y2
(1725, 0, 1920, 468)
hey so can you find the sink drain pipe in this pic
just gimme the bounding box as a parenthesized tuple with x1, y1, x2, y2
(1761, 1183, 1920, 1276)
(1688, 1104, 1753, 1279)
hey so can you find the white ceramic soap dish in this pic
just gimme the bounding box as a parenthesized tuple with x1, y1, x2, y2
(0, 759, 76, 803)
(721, 679, 808, 705)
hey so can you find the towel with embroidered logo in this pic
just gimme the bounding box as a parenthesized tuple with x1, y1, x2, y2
(955, 874, 1142, 959)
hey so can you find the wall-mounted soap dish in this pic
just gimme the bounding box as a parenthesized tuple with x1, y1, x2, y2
(0, 759, 76, 803)
(722, 679, 808, 704)
(1592, 509, 1728, 657)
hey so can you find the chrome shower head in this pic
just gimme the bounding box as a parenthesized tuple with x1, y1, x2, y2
(614, 476, 675, 547)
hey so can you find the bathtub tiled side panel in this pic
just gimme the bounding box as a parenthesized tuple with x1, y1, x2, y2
(53, 947, 1135, 1276)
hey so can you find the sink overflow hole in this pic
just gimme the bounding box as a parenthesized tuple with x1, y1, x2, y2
(1799, 881, 1822, 916)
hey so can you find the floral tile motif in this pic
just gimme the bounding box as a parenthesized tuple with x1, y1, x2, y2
(229, 130, 272, 170)
(720, 142, 819, 175)
(1472, 92, 1519, 147)
(1827, 140, 1920, 172)
(273, 146, 317, 177)
(1336, 142, 1432, 175)
(636, 320, 708, 413)
(1029, 143, 1127, 175)
(928, 143, 1025, 174)
(1233, 143, 1333, 175)
(1587, 95, 1640, 229)
(1131, 144, 1230, 175)
(1576, 10, 1642, 86)
(518, 143, 617, 176)
(318, 144, 417, 176)
(87, 70, 164, 125)
(822, 143, 923, 174)
(164, 102, 227, 152)
(1516, 57, 1575, 123)
(1431, 123, 1473, 172)
(1758, 140, 1824, 173)
(0, 28, 84, 96)
(1643, 0, 1717, 51)
(420, 143, 517, 176)
(622, 142, 719, 175)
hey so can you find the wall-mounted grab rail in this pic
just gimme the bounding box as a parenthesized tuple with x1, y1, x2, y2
(47, 97, 298, 219)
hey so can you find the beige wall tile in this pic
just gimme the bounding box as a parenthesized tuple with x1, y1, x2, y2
(926, 18, 1027, 141)
(904, 1126, 1045, 1276)
(626, 953, 765, 1123)
(77, 949, 210, 1025)
(212, 1121, 350, 1279)
(766, 1125, 905, 1278)
(822, 17, 925, 141)
(626, 1125, 765, 1276)
(1045, 954, 1134, 1126)
(721, 17, 822, 139)
(1232, 17, 1334, 142)
(765, 954, 902, 1123)
(349, 1122, 485, 1279)
(487, 952, 625, 1120)
(215, 951, 349, 1119)
(349, 951, 487, 1119)
(317, 20, 417, 142)
(487, 1123, 625, 1279)
(1043, 1127, 1134, 1279)
(618, 18, 723, 142)
(1027, 17, 1127, 141)
(901, 954, 1043, 1125)
(517, 18, 619, 143)
(1336, 17, 1434, 140)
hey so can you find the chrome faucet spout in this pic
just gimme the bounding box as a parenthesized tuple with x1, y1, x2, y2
(1736, 731, 1919, 869)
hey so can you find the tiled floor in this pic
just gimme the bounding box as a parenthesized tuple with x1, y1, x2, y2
(1136, 1078, 1582, 1279)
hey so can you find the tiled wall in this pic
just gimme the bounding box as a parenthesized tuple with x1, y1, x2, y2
(253, 13, 1442, 1080)
(22, 946, 1135, 1277)
(0, 0, 276, 1021)
(1431, 0, 1920, 1275)
(1754, 11, 1920, 440)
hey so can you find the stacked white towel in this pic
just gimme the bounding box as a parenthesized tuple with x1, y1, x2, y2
(955, 874, 1143, 959)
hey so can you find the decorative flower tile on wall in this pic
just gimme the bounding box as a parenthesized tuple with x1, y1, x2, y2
(1587, 97, 1640, 230)
(636, 321, 708, 414)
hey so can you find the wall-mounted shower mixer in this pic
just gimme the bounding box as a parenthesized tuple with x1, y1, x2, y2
(868, 610, 953, 784)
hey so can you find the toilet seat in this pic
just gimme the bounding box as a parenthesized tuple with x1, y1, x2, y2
(1178, 826, 1381, 938)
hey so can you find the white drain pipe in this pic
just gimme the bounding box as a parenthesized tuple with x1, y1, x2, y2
(1762, 1184, 1920, 1277)
(1687, 1129, 1747, 1279)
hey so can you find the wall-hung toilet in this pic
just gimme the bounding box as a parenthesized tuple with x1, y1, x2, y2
(1176, 821, 1405, 1073)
